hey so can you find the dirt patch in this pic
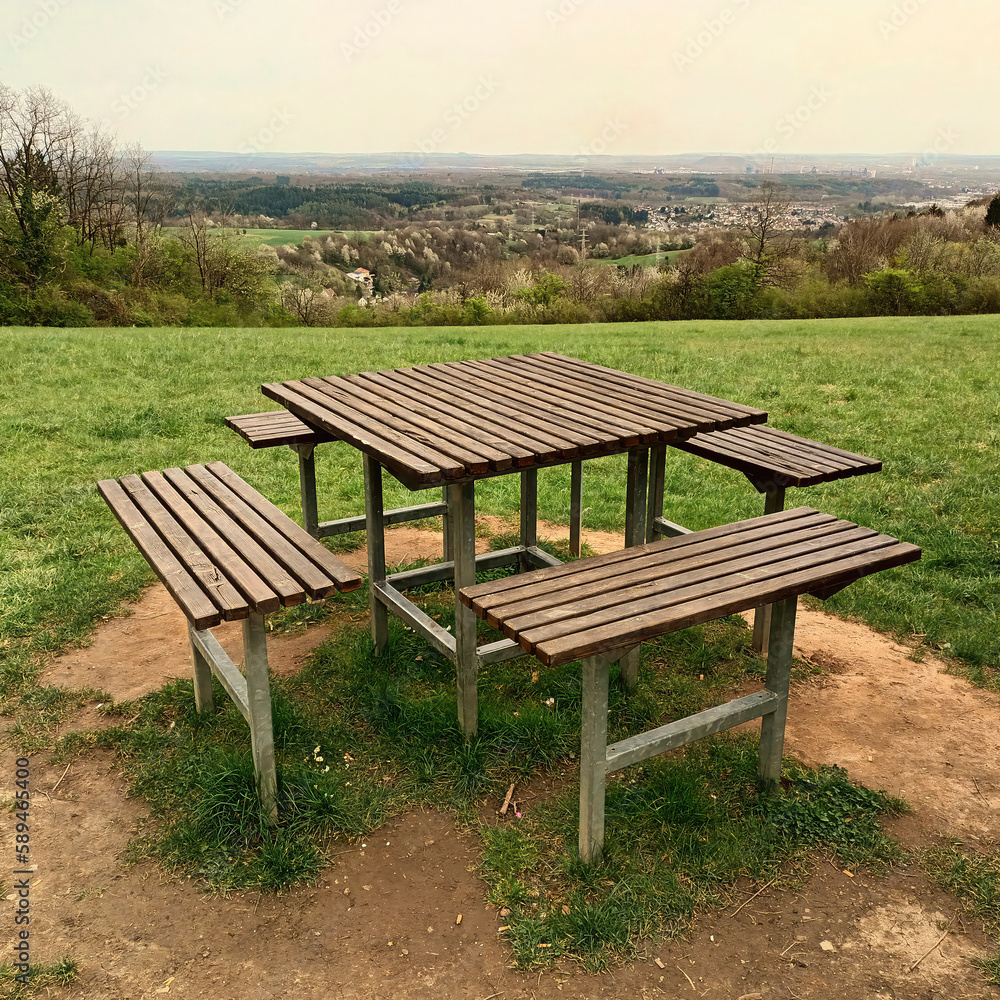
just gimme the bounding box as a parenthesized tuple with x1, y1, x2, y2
(18, 521, 1000, 998)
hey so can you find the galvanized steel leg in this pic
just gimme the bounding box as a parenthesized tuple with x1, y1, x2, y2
(293, 443, 319, 538)
(757, 596, 797, 790)
(752, 486, 787, 656)
(188, 622, 215, 713)
(363, 454, 389, 653)
(646, 444, 666, 543)
(450, 479, 480, 738)
(243, 612, 278, 825)
(579, 652, 612, 864)
(519, 468, 538, 572)
(569, 459, 583, 557)
(620, 448, 649, 690)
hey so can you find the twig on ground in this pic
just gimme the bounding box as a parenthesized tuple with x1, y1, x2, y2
(973, 777, 991, 808)
(51, 762, 72, 792)
(500, 783, 515, 814)
(676, 965, 696, 991)
(730, 876, 778, 917)
(907, 922, 951, 973)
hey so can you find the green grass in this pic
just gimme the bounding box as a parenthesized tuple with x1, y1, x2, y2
(0, 957, 78, 998)
(228, 228, 373, 246)
(78, 584, 903, 969)
(586, 249, 689, 267)
(1, 315, 998, 705)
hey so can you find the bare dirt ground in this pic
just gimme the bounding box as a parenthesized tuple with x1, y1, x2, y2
(9, 521, 1000, 999)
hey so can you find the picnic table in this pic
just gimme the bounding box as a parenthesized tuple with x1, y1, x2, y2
(261, 352, 768, 736)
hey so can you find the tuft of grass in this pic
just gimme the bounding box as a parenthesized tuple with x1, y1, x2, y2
(0, 957, 79, 998)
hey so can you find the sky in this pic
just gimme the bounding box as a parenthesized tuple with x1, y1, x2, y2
(3, 0, 998, 159)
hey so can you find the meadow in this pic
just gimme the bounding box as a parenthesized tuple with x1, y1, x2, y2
(2, 315, 999, 975)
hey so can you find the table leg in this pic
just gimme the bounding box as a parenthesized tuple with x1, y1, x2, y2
(752, 486, 786, 656)
(569, 459, 583, 557)
(244, 612, 278, 825)
(188, 622, 215, 714)
(449, 479, 480, 738)
(441, 485, 454, 563)
(757, 595, 797, 790)
(519, 468, 538, 572)
(363, 454, 389, 653)
(620, 448, 649, 690)
(579, 652, 611, 864)
(292, 443, 319, 538)
(646, 444, 666, 543)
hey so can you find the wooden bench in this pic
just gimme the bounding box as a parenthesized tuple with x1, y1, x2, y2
(459, 506, 920, 862)
(225, 410, 449, 541)
(97, 461, 363, 823)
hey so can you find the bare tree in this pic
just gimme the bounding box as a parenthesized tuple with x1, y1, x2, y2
(738, 181, 800, 287)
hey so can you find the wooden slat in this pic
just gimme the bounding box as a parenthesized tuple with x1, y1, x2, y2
(225, 411, 336, 449)
(121, 472, 271, 619)
(159, 467, 307, 606)
(98, 478, 225, 630)
(203, 462, 362, 593)
(181, 465, 339, 601)
(261, 381, 447, 486)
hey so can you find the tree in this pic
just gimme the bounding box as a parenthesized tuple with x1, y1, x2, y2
(737, 181, 800, 288)
(986, 194, 1000, 231)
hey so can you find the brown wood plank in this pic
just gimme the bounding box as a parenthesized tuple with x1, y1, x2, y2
(454, 359, 655, 446)
(119, 473, 265, 619)
(343, 370, 536, 466)
(225, 411, 336, 448)
(501, 355, 717, 435)
(140, 470, 288, 614)
(277, 379, 469, 480)
(539, 353, 767, 426)
(98, 478, 225, 630)
(719, 427, 851, 474)
(181, 464, 338, 601)
(489, 522, 871, 632)
(304, 376, 503, 474)
(261, 381, 446, 486)
(474, 357, 671, 441)
(203, 462, 362, 593)
(159, 467, 308, 606)
(674, 437, 831, 486)
(746, 425, 880, 467)
(374, 366, 585, 460)
(460, 507, 827, 605)
(531, 540, 920, 666)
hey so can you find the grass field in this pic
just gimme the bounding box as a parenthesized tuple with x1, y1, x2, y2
(228, 228, 373, 246)
(3, 314, 998, 970)
(587, 249, 689, 267)
(3, 315, 997, 687)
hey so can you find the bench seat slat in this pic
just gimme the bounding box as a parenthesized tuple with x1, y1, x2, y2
(204, 462, 362, 593)
(514, 532, 907, 652)
(98, 478, 228, 630)
(225, 411, 337, 449)
(119, 473, 263, 619)
(138, 471, 282, 615)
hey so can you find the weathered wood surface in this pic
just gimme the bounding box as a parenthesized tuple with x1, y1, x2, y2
(225, 410, 337, 448)
(460, 506, 920, 667)
(98, 462, 362, 630)
(261, 353, 767, 488)
(672, 424, 881, 489)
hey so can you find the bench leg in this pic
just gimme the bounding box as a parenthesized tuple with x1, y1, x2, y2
(752, 486, 786, 656)
(646, 444, 666, 543)
(450, 479, 480, 738)
(620, 448, 649, 691)
(441, 486, 454, 563)
(188, 622, 215, 714)
(292, 443, 319, 538)
(758, 596, 797, 790)
(569, 459, 583, 557)
(363, 454, 389, 653)
(579, 652, 612, 864)
(244, 613, 278, 825)
(519, 469, 538, 573)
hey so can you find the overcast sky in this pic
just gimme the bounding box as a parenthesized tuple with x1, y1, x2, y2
(3, 0, 996, 158)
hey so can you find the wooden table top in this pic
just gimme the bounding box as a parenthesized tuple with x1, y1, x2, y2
(262, 352, 767, 489)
